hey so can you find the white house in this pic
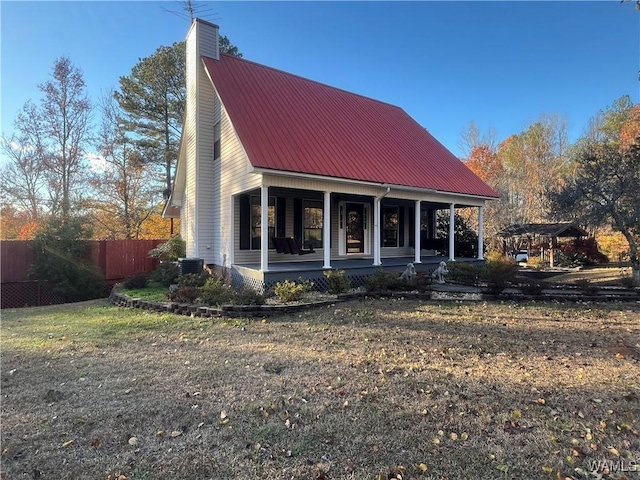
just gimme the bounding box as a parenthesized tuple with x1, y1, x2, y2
(166, 19, 499, 290)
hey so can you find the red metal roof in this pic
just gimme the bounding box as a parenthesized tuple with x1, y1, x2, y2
(203, 54, 499, 198)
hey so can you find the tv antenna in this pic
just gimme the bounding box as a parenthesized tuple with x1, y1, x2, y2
(162, 1, 219, 23)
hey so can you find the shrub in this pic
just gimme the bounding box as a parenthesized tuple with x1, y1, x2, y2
(526, 256, 545, 269)
(364, 269, 402, 292)
(273, 279, 312, 303)
(167, 286, 200, 303)
(558, 238, 609, 266)
(28, 216, 105, 302)
(151, 262, 179, 287)
(177, 273, 208, 288)
(323, 269, 351, 294)
(482, 258, 517, 294)
(123, 272, 149, 289)
(447, 262, 481, 286)
(148, 236, 186, 262)
(232, 287, 265, 306)
(413, 273, 433, 293)
(199, 277, 233, 306)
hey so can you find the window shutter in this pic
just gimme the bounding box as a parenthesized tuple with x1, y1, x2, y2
(239, 194, 250, 250)
(399, 206, 405, 247)
(277, 197, 286, 237)
(293, 198, 302, 243)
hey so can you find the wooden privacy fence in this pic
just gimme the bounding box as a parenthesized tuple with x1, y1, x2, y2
(1, 239, 164, 308)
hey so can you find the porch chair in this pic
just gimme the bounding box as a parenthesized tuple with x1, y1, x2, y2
(273, 237, 292, 254)
(285, 237, 314, 255)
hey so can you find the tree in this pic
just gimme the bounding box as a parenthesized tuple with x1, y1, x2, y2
(1, 57, 91, 226)
(38, 57, 92, 220)
(115, 32, 242, 193)
(551, 140, 640, 286)
(437, 212, 478, 258)
(115, 42, 186, 193)
(28, 216, 105, 302)
(0, 128, 47, 222)
(220, 35, 242, 57)
(496, 115, 570, 224)
(88, 92, 162, 239)
(0, 204, 38, 240)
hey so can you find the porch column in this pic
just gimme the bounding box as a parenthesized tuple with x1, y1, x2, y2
(414, 200, 421, 264)
(448, 203, 455, 261)
(323, 191, 331, 269)
(477, 206, 484, 260)
(373, 198, 381, 266)
(260, 185, 269, 272)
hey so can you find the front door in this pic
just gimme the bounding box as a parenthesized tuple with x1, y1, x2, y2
(346, 203, 364, 253)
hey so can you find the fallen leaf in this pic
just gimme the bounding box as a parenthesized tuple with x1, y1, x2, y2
(62, 440, 74, 448)
(496, 463, 509, 473)
(542, 465, 553, 474)
(170, 430, 182, 438)
(128, 437, 138, 446)
(449, 432, 458, 441)
(416, 462, 428, 472)
(607, 446, 620, 457)
(536, 398, 546, 405)
(512, 409, 522, 418)
(461, 432, 469, 440)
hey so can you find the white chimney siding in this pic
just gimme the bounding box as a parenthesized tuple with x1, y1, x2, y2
(184, 19, 219, 263)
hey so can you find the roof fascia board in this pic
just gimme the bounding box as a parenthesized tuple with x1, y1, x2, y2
(251, 167, 495, 203)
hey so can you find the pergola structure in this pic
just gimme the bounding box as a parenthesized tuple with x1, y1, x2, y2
(497, 222, 588, 267)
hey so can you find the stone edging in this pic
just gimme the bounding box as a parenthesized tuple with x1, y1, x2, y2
(110, 285, 639, 319)
(109, 287, 341, 318)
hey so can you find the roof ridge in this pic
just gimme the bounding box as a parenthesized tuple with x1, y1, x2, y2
(211, 53, 405, 111)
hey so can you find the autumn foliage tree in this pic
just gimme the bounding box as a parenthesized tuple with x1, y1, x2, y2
(88, 93, 162, 239)
(550, 96, 640, 285)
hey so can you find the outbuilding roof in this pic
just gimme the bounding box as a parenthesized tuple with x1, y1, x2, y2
(202, 54, 499, 199)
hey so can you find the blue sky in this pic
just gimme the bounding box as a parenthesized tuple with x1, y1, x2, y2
(1, 1, 638, 160)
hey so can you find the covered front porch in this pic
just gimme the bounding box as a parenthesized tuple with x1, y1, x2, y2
(226, 177, 489, 291)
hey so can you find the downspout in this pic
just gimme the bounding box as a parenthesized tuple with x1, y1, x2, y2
(373, 187, 391, 266)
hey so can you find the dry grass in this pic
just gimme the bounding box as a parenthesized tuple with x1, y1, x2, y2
(541, 265, 634, 286)
(1, 299, 639, 480)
